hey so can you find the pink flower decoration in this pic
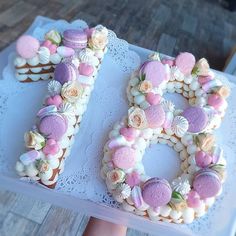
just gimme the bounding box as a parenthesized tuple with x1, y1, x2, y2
(187, 190, 201, 208)
(43, 139, 59, 155)
(125, 171, 140, 187)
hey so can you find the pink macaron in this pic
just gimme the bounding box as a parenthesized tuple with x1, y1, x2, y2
(112, 146, 136, 170)
(16, 35, 40, 59)
(144, 105, 165, 128)
(175, 52, 196, 75)
(38, 114, 68, 141)
(140, 61, 167, 87)
(182, 106, 208, 133)
(142, 177, 172, 208)
(193, 169, 221, 199)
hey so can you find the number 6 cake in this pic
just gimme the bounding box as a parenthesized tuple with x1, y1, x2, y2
(15, 23, 109, 188)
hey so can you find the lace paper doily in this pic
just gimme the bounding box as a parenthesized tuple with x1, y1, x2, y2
(1, 17, 236, 236)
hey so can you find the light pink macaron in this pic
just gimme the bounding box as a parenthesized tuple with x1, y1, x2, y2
(112, 146, 136, 170)
(142, 177, 172, 208)
(175, 52, 196, 75)
(144, 105, 165, 128)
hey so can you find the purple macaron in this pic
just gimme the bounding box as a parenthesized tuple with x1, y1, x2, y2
(63, 29, 87, 49)
(140, 61, 167, 87)
(193, 169, 221, 199)
(38, 114, 68, 141)
(142, 177, 172, 208)
(54, 62, 78, 85)
(182, 106, 208, 133)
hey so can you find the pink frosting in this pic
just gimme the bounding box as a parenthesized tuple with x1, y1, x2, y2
(195, 151, 212, 168)
(125, 171, 141, 187)
(45, 95, 63, 108)
(208, 94, 224, 109)
(146, 93, 161, 105)
(198, 75, 213, 85)
(187, 190, 201, 208)
(43, 139, 60, 155)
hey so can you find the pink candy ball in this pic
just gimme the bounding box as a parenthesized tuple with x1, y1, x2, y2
(198, 76, 213, 85)
(16, 35, 40, 59)
(195, 151, 212, 168)
(120, 127, 137, 141)
(146, 93, 161, 105)
(187, 190, 201, 208)
(126, 171, 140, 187)
(45, 95, 63, 108)
(208, 94, 224, 109)
(161, 58, 174, 67)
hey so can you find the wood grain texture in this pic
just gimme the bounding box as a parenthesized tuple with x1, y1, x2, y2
(0, 0, 236, 235)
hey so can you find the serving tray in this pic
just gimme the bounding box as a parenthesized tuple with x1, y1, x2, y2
(0, 16, 236, 236)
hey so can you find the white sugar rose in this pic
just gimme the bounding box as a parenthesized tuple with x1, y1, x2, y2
(88, 27, 108, 50)
(107, 169, 125, 185)
(61, 81, 84, 103)
(45, 30, 61, 45)
(194, 58, 210, 76)
(128, 107, 148, 129)
(24, 131, 45, 150)
(139, 80, 153, 93)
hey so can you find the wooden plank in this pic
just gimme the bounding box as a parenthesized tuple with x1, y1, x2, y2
(127, 228, 149, 236)
(11, 194, 51, 224)
(0, 212, 39, 236)
(0, 1, 36, 27)
(36, 207, 85, 236)
(181, 14, 198, 35)
(0, 190, 17, 214)
(157, 33, 176, 56)
(75, 215, 89, 235)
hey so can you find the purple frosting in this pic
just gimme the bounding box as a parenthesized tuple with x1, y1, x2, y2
(182, 106, 208, 133)
(38, 114, 68, 141)
(63, 29, 87, 49)
(54, 62, 77, 85)
(142, 177, 172, 208)
(193, 169, 221, 198)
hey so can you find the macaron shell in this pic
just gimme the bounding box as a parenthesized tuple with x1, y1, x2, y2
(39, 114, 67, 141)
(142, 178, 172, 208)
(16, 35, 40, 59)
(175, 52, 196, 75)
(54, 62, 75, 85)
(182, 106, 208, 133)
(145, 105, 165, 128)
(141, 61, 166, 87)
(193, 170, 221, 198)
(112, 146, 136, 169)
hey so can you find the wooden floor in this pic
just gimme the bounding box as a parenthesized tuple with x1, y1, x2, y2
(0, 0, 236, 235)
